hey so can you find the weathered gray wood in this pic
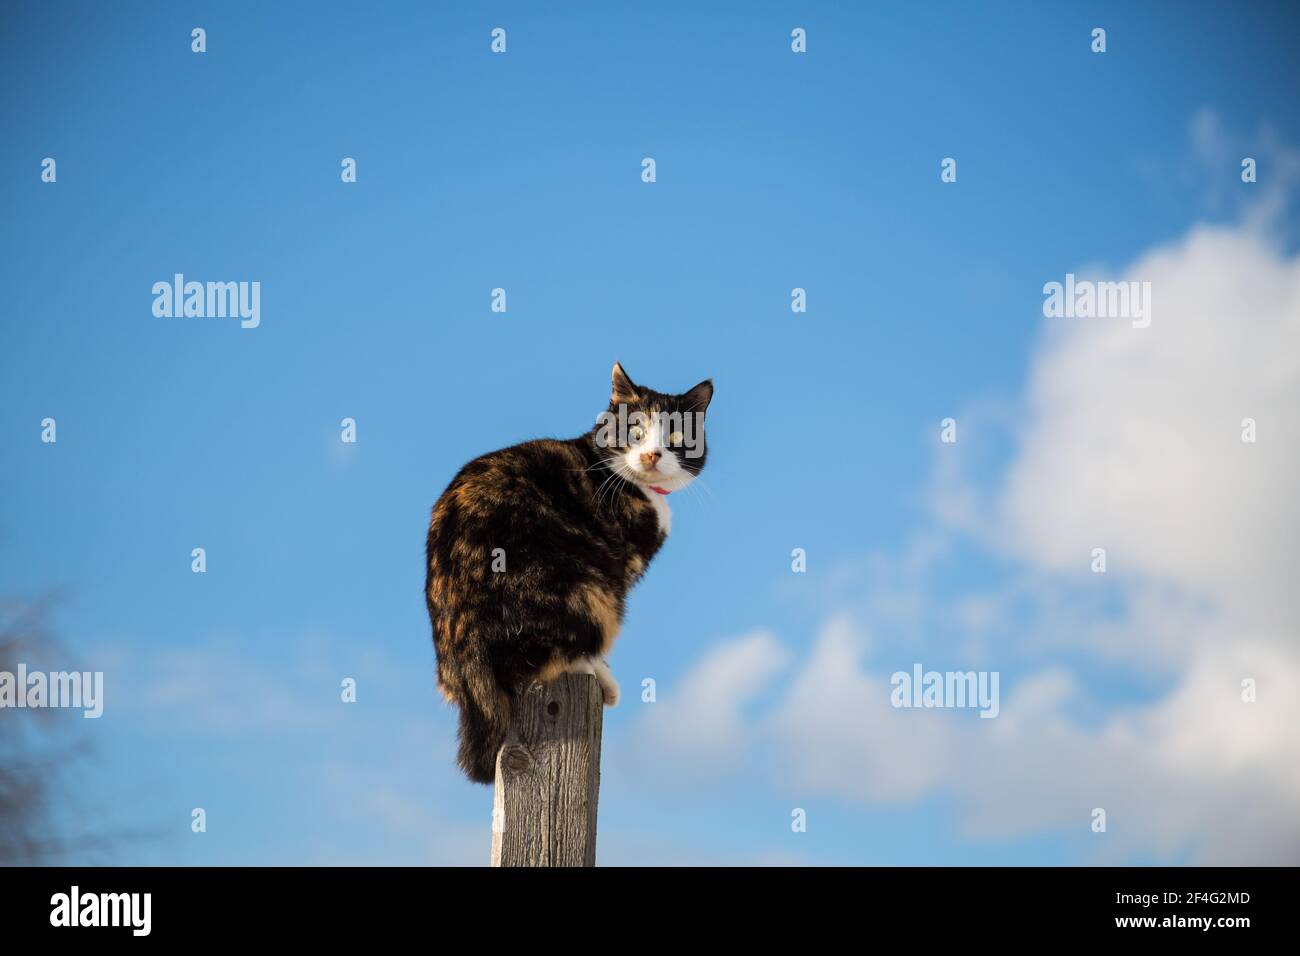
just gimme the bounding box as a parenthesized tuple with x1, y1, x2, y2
(491, 673, 603, 867)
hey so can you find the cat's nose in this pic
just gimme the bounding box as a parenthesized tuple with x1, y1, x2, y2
(639, 450, 662, 469)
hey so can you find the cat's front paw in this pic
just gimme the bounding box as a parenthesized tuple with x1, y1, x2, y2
(601, 679, 620, 707)
(592, 658, 620, 707)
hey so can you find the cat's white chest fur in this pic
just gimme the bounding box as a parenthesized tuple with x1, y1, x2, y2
(636, 484, 672, 535)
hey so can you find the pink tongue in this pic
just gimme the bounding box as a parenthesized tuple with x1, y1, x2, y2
(649, 486, 671, 495)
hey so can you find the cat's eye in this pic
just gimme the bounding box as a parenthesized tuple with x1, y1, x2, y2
(669, 431, 683, 445)
(628, 425, 645, 444)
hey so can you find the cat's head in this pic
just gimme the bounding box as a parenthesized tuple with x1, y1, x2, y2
(592, 362, 712, 493)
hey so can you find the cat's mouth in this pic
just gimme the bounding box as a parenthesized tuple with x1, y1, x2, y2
(611, 459, 671, 485)
(630, 467, 690, 491)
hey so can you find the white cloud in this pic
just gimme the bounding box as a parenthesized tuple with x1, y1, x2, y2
(664, 616, 1300, 863)
(1187, 107, 1300, 231)
(644, 123, 1300, 861)
(766, 615, 950, 802)
(1000, 224, 1300, 638)
(638, 629, 787, 767)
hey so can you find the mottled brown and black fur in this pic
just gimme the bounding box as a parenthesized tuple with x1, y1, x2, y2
(426, 364, 712, 782)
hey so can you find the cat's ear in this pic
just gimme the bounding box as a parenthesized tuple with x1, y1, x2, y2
(611, 361, 639, 405)
(683, 378, 714, 417)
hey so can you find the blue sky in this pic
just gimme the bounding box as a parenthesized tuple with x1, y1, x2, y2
(3, 1, 1299, 865)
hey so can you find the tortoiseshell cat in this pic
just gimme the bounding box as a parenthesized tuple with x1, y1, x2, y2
(425, 363, 713, 782)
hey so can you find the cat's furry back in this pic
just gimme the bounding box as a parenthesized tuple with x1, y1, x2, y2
(425, 364, 712, 782)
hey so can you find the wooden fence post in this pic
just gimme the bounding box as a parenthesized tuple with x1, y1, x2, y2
(491, 673, 604, 867)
